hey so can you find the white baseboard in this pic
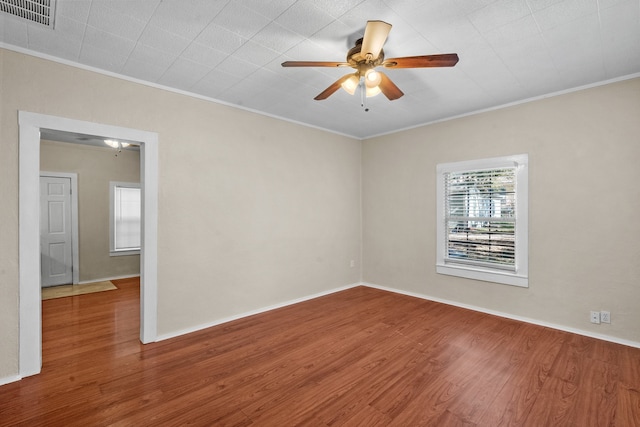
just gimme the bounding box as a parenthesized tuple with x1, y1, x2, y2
(362, 282, 640, 349)
(78, 274, 140, 285)
(0, 374, 21, 387)
(156, 282, 361, 342)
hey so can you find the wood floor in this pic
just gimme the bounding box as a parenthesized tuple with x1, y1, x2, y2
(1, 278, 638, 426)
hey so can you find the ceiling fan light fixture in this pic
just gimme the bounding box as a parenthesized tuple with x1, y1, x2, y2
(364, 69, 382, 88)
(365, 85, 381, 97)
(341, 74, 360, 95)
(105, 139, 131, 153)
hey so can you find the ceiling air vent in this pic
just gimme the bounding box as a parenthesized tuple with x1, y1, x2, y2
(0, 0, 57, 28)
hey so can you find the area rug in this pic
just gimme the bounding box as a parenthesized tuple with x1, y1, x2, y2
(41, 281, 117, 300)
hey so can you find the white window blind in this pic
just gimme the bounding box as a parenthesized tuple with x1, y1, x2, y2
(444, 168, 516, 270)
(110, 182, 140, 254)
(436, 154, 528, 287)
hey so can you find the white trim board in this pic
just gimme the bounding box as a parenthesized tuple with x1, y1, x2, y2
(365, 72, 640, 139)
(78, 275, 140, 285)
(4, 43, 638, 142)
(0, 375, 22, 387)
(362, 282, 640, 350)
(156, 283, 361, 342)
(19, 111, 159, 379)
(0, 43, 355, 140)
(152, 279, 639, 349)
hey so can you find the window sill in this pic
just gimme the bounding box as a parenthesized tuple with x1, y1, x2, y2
(437, 263, 528, 288)
(110, 250, 140, 257)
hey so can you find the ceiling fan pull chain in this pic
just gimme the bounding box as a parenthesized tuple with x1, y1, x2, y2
(360, 80, 370, 112)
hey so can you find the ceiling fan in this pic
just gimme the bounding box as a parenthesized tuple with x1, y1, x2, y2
(281, 20, 459, 102)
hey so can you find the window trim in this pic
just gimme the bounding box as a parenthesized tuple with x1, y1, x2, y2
(109, 181, 141, 256)
(436, 154, 528, 288)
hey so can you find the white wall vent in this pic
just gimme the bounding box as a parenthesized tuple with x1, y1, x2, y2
(0, 0, 56, 28)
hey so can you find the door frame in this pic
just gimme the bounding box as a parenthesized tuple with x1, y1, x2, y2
(40, 172, 80, 285)
(19, 111, 159, 378)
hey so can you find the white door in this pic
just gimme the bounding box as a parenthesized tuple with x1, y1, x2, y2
(40, 176, 73, 287)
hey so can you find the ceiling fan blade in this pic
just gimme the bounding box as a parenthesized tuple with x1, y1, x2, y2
(383, 53, 459, 68)
(361, 20, 392, 61)
(314, 74, 353, 100)
(377, 72, 404, 100)
(281, 61, 349, 67)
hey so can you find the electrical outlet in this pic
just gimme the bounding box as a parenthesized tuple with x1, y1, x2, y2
(590, 311, 601, 324)
(350, 260, 355, 268)
(600, 311, 611, 324)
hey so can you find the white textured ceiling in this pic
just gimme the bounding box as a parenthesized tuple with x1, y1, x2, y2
(2, 0, 639, 139)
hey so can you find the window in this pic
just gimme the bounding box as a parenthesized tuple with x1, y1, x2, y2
(436, 154, 528, 287)
(110, 182, 141, 256)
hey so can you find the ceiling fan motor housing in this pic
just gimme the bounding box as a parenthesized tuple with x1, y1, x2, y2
(347, 38, 385, 74)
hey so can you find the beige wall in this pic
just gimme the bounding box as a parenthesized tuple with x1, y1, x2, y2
(0, 49, 362, 379)
(40, 140, 141, 282)
(362, 77, 640, 343)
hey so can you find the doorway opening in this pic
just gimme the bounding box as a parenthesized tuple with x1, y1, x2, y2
(19, 112, 158, 378)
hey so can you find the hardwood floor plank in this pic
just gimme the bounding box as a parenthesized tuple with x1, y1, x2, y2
(386, 378, 462, 426)
(431, 410, 478, 427)
(477, 326, 567, 425)
(617, 385, 640, 426)
(620, 345, 640, 389)
(524, 345, 620, 426)
(1, 281, 639, 426)
(339, 404, 392, 427)
(308, 343, 431, 425)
